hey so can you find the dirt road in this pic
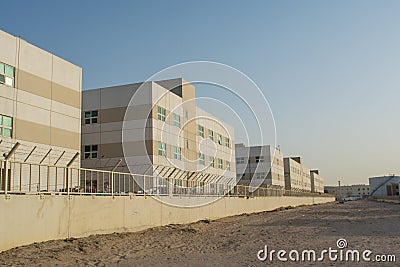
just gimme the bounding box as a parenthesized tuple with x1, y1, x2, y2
(1, 200, 399, 266)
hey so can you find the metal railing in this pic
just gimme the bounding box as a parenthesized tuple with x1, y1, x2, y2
(0, 160, 331, 198)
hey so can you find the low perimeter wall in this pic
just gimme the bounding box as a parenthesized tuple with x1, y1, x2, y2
(0, 195, 334, 252)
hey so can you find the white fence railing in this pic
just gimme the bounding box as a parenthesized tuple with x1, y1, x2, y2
(0, 160, 330, 198)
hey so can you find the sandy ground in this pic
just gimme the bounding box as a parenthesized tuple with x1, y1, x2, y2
(1, 199, 399, 266)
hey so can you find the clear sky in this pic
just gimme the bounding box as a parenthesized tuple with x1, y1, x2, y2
(2, 0, 400, 185)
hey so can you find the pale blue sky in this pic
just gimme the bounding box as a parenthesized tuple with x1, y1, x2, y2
(2, 0, 400, 185)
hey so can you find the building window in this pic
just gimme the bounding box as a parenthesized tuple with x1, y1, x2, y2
(199, 153, 205, 165)
(158, 142, 166, 156)
(256, 156, 264, 163)
(84, 145, 98, 159)
(185, 139, 189, 149)
(198, 125, 204, 137)
(255, 172, 266, 179)
(174, 179, 183, 186)
(208, 129, 214, 140)
(225, 137, 230, 147)
(217, 134, 222, 145)
(218, 158, 223, 169)
(173, 113, 181, 127)
(174, 146, 181, 160)
(0, 62, 15, 87)
(226, 161, 230, 171)
(0, 115, 12, 138)
(236, 157, 245, 164)
(209, 156, 215, 167)
(84, 110, 98, 124)
(157, 106, 166, 121)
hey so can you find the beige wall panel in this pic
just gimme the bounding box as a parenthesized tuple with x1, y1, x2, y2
(182, 81, 195, 101)
(52, 83, 81, 109)
(118, 140, 153, 157)
(100, 130, 122, 144)
(18, 40, 52, 80)
(0, 96, 14, 117)
(123, 127, 152, 143)
(51, 112, 80, 133)
(81, 124, 101, 134)
(52, 55, 81, 92)
(82, 133, 101, 144)
(82, 90, 101, 110)
(0, 30, 17, 66)
(99, 107, 125, 124)
(101, 142, 124, 158)
(123, 119, 151, 130)
(151, 106, 158, 120)
(125, 104, 153, 121)
(17, 70, 51, 99)
(80, 158, 103, 169)
(0, 85, 16, 102)
(16, 102, 50, 126)
(151, 84, 169, 107)
(100, 121, 123, 132)
(100, 141, 152, 158)
(16, 89, 51, 111)
(100, 85, 137, 109)
(123, 82, 152, 105)
(14, 119, 50, 145)
(51, 127, 80, 150)
(52, 100, 81, 119)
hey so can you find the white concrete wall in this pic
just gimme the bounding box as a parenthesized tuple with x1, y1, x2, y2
(369, 176, 400, 197)
(0, 194, 334, 252)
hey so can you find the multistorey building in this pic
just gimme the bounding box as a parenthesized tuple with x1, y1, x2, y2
(310, 170, 324, 193)
(0, 29, 82, 191)
(82, 78, 236, 191)
(324, 184, 370, 198)
(369, 175, 399, 197)
(283, 157, 312, 192)
(235, 144, 284, 188)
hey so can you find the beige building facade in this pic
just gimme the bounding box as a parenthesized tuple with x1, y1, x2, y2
(0, 29, 82, 191)
(310, 170, 324, 193)
(82, 78, 236, 191)
(324, 184, 370, 199)
(284, 157, 312, 192)
(235, 144, 284, 188)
